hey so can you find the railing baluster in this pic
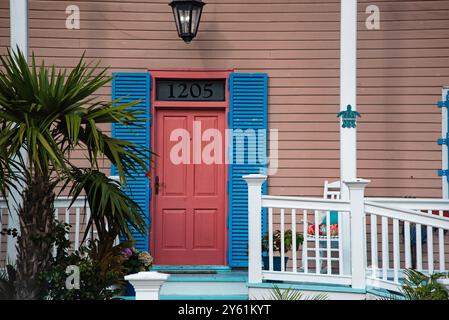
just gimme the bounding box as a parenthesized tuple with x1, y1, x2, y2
(291, 208, 297, 273)
(53, 208, 59, 257)
(404, 221, 412, 269)
(268, 207, 273, 271)
(75, 207, 80, 251)
(303, 209, 308, 274)
(370, 214, 378, 279)
(280, 208, 285, 272)
(85, 207, 91, 241)
(65, 208, 70, 241)
(381, 217, 389, 281)
(427, 224, 434, 274)
(416, 224, 423, 271)
(0, 207, 3, 263)
(326, 210, 331, 275)
(427, 211, 434, 274)
(338, 211, 343, 275)
(439, 210, 445, 272)
(393, 219, 400, 284)
(314, 210, 320, 274)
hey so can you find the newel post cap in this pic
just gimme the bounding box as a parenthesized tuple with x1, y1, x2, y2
(343, 178, 371, 190)
(243, 174, 267, 186)
(124, 271, 170, 282)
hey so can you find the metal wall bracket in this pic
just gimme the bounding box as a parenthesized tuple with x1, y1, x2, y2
(438, 133, 449, 146)
(438, 92, 449, 108)
(438, 169, 449, 177)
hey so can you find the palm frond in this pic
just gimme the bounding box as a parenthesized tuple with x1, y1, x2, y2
(69, 169, 147, 243)
(401, 269, 448, 300)
(266, 285, 328, 300)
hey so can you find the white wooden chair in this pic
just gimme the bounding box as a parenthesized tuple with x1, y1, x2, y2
(301, 181, 341, 273)
(323, 180, 341, 201)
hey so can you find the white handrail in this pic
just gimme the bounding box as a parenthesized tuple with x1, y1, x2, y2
(262, 196, 350, 212)
(367, 198, 449, 211)
(365, 201, 449, 230)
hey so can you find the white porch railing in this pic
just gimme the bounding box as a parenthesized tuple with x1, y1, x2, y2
(245, 174, 449, 293)
(262, 195, 351, 286)
(0, 196, 93, 267)
(364, 201, 449, 291)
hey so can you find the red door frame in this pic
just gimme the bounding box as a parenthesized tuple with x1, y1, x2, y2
(149, 69, 232, 265)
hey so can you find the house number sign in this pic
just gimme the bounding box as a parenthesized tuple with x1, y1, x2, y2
(156, 79, 226, 102)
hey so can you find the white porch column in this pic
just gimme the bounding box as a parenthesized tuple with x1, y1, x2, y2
(344, 179, 370, 290)
(7, 0, 28, 264)
(243, 174, 267, 284)
(125, 272, 170, 300)
(340, 0, 358, 275)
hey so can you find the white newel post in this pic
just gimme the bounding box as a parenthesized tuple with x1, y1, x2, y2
(125, 272, 170, 300)
(243, 174, 267, 284)
(340, 0, 358, 276)
(344, 179, 370, 290)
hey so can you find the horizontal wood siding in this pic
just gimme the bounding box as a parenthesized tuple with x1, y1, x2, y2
(0, 0, 448, 198)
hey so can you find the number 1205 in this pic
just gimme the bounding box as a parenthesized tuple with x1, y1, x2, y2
(168, 83, 214, 99)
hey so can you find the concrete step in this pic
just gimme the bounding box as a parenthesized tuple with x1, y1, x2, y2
(159, 271, 249, 300)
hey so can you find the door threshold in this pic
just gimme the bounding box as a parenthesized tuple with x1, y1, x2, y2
(152, 265, 231, 273)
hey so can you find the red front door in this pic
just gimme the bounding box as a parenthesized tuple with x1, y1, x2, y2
(153, 109, 227, 265)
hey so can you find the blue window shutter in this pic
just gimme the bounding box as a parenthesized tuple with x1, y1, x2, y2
(111, 72, 151, 252)
(228, 73, 268, 267)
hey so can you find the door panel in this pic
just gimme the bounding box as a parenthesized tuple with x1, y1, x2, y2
(154, 109, 226, 265)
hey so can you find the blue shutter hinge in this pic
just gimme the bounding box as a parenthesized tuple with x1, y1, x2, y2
(437, 92, 449, 108)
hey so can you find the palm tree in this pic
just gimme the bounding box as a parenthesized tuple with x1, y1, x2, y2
(0, 49, 151, 299)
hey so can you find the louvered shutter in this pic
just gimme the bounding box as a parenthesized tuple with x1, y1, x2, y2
(111, 73, 151, 251)
(228, 73, 268, 267)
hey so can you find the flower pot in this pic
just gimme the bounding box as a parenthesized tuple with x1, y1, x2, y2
(124, 281, 136, 296)
(262, 256, 289, 271)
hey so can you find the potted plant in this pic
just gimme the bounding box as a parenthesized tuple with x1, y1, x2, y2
(121, 247, 154, 296)
(262, 230, 304, 271)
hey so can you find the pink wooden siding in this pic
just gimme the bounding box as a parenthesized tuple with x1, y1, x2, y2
(0, 0, 449, 198)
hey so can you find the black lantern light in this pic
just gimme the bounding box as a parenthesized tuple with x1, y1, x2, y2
(169, 0, 205, 43)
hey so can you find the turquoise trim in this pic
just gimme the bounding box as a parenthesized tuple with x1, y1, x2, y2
(152, 265, 231, 272)
(160, 295, 248, 300)
(366, 288, 405, 300)
(167, 275, 247, 283)
(112, 296, 135, 300)
(247, 282, 366, 294)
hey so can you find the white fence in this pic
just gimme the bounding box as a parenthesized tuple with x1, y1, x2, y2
(0, 196, 92, 267)
(245, 174, 449, 292)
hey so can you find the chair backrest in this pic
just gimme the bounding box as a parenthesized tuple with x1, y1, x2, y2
(324, 180, 341, 200)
